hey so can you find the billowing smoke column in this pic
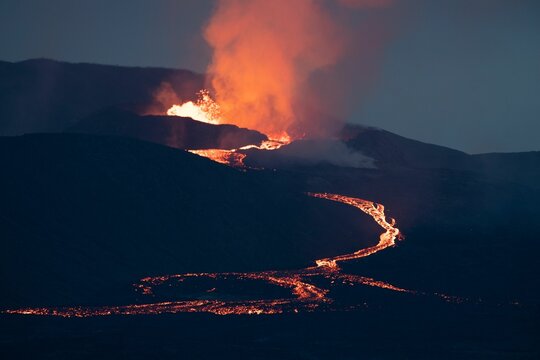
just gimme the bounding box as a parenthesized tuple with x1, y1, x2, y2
(204, 0, 345, 140)
(203, 0, 393, 140)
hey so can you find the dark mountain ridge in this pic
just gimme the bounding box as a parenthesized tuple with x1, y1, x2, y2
(66, 108, 268, 150)
(244, 125, 540, 190)
(0, 58, 204, 136)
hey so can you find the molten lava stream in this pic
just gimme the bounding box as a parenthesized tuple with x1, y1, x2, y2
(308, 193, 403, 268)
(187, 136, 291, 169)
(188, 149, 247, 167)
(3, 192, 417, 317)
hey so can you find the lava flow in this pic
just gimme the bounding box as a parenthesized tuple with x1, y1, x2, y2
(4, 94, 463, 318)
(4, 192, 414, 317)
(309, 193, 403, 269)
(187, 149, 248, 167)
(187, 136, 291, 168)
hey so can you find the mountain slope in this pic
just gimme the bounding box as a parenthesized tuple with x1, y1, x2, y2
(0, 59, 203, 136)
(0, 133, 379, 308)
(245, 125, 539, 190)
(344, 126, 473, 170)
(66, 108, 267, 150)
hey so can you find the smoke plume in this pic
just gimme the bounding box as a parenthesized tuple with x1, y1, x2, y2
(276, 140, 375, 168)
(204, 0, 393, 140)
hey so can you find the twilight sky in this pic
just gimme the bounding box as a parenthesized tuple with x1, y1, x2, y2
(1, 0, 538, 153)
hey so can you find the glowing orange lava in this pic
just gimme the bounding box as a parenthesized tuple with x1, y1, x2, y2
(187, 134, 291, 168)
(309, 193, 402, 269)
(169, 90, 290, 168)
(167, 90, 293, 146)
(188, 149, 247, 168)
(4, 192, 417, 317)
(167, 89, 222, 124)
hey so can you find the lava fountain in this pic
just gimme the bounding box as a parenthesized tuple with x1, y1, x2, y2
(167, 89, 291, 166)
(167, 89, 222, 125)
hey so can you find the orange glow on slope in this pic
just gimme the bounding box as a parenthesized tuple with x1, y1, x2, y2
(188, 149, 247, 167)
(187, 135, 291, 168)
(240, 135, 291, 150)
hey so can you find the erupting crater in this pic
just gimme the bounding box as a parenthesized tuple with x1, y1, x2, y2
(166, 90, 292, 166)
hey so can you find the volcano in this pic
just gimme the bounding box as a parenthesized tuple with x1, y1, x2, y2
(1, 59, 539, 359)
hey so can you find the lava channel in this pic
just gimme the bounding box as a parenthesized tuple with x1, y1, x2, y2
(4, 192, 418, 317)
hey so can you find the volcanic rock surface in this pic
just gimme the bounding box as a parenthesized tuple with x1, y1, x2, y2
(67, 108, 268, 150)
(0, 133, 378, 307)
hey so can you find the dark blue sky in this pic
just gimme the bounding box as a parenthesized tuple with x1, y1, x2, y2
(1, 0, 538, 153)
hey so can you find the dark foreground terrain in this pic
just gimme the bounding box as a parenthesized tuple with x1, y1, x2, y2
(1, 302, 537, 359)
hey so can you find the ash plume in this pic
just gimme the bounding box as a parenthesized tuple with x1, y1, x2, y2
(203, 0, 394, 140)
(276, 140, 376, 168)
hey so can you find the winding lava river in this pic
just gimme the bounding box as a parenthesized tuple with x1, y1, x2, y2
(3, 147, 463, 317)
